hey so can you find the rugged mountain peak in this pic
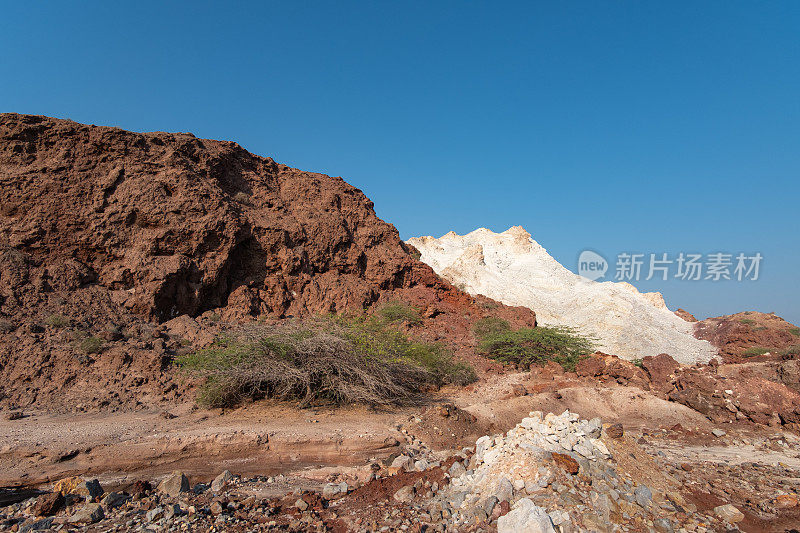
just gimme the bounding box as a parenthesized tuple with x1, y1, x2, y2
(0, 113, 470, 322)
(408, 227, 717, 363)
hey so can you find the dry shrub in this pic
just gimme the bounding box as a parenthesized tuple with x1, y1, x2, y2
(178, 316, 475, 408)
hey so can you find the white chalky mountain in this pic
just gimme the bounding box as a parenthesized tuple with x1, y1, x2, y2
(407, 227, 716, 363)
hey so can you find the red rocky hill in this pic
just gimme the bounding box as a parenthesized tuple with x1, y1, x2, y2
(0, 113, 534, 410)
(693, 311, 799, 362)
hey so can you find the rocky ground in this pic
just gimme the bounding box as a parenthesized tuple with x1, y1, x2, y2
(3, 360, 800, 532)
(3, 408, 800, 532)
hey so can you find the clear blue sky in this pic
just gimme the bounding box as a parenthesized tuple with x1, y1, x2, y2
(2, 2, 798, 324)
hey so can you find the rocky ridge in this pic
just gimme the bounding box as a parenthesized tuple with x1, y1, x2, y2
(407, 227, 717, 364)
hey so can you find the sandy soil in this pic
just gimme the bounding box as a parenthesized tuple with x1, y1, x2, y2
(0, 402, 406, 490)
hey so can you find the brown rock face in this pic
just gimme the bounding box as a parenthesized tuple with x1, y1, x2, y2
(674, 308, 697, 322)
(640, 353, 680, 392)
(0, 114, 535, 410)
(693, 311, 799, 361)
(31, 492, 65, 516)
(575, 352, 650, 389)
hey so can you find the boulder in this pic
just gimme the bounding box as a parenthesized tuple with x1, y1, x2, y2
(294, 499, 308, 511)
(634, 485, 652, 507)
(714, 503, 744, 523)
(209, 501, 224, 515)
(390, 455, 414, 473)
(211, 470, 233, 493)
(146, 506, 164, 522)
(157, 471, 190, 496)
(100, 491, 128, 510)
(30, 492, 64, 517)
(75, 479, 104, 501)
(494, 477, 514, 503)
(393, 485, 415, 503)
(497, 498, 556, 533)
(641, 353, 680, 390)
(322, 483, 343, 499)
(69, 503, 104, 524)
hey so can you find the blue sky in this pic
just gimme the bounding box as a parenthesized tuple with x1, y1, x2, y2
(2, 2, 798, 323)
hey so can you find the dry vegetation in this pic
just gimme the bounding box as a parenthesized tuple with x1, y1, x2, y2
(178, 311, 475, 408)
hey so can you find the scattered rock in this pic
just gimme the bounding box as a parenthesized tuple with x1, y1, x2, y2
(551, 453, 579, 475)
(711, 428, 727, 437)
(775, 494, 800, 509)
(30, 492, 64, 517)
(634, 485, 652, 507)
(294, 498, 309, 511)
(157, 471, 189, 496)
(69, 503, 104, 524)
(604, 423, 624, 439)
(211, 470, 233, 493)
(449, 460, 467, 478)
(75, 479, 104, 501)
(393, 485, 415, 503)
(713, 503, 744, 523)
(146, 506, 164, 522)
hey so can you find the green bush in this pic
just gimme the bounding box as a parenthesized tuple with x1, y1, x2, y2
(377, 301, 422, 325)
(473, 317, 511, 338)
(477, 325, 595, 372)
(739, 319, 756, 325)
(789, 327, 800, 337)
(79, 336, 104, 355)
(632, 358, 644, 368)
(177, 316, 475, 408)
(45, 314, 69, 328)
(742, 346, 769, 357)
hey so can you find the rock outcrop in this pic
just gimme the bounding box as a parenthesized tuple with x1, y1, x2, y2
(408, 227, 717, 363)
(0, 114, 534, 410)
(693, 311, 800, 361)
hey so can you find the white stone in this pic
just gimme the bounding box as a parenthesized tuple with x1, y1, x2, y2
(497, 498, 556, 533)
(714, 504, 744, 523)
(590, 438, 611, 458)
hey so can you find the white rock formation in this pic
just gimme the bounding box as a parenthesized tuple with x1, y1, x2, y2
(407, 226, 716, 363)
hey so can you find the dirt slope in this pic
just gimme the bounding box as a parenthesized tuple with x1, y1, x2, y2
(0, 113, 534, 411)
